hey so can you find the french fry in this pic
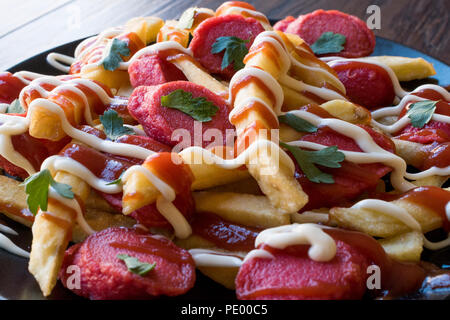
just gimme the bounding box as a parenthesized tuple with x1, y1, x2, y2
(125, 16, 164, 45)
(29, 171, 90, 296)
(170, 58, 228, 97)
(281, 32, 346, 94)
(122, 156, 250, 215)
(204, 177, 261, 195)
(72, 209, 136, 243)
(231, 33, 309, 212)
(194, 192, 290, 228)
(0, 175, 33, 227)
(392, 138, 427, 168)
(365, 56, 436, 82)
(156, 20, 190, 47)
(329, 199, 442, 238)
(320, 100, 371, 125)
(282, 85, 317, 110)
(413, 175, 449, 188)
(378, 231, 424, 262)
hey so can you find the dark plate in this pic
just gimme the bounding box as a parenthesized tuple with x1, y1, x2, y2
(1, 32, 449, 300)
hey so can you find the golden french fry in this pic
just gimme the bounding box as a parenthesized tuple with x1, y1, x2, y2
(378, 231, 423, 262)
(157, 20, 190, 47)
(365, 56, 436, 82)
(329, 199, 442, 238)
(125, 16, 164, 44)
(29, 171, 90, 296)
(413, 175, 449, 188)
(171, 58, 228, 97)
(122, 156, 250, 215)
(281, 33, 346, 94)
(0, 175, 33, 227)
(233, 38, 309, 212)
(279, 123, 305, 142)
(282, 85, 316, 110)
(80, 68, 130, 93)
(194, 192, 290, 228)
(204, 177, 261, 195)
(392, 138, 427, 168)
(72, 209, 136, 243)
(320, 100, 371, 125)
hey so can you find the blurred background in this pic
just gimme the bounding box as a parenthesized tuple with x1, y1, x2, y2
(0, 0, 448, 70)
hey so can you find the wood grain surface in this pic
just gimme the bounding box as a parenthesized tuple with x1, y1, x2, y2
(0, 0, 448, 70)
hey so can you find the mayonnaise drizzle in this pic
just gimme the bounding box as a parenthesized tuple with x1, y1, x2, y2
(0, 232, 29, 258)
(46, 53, 74, 73)
(189, 249, 245, 267)
(245, 223, 337, 262)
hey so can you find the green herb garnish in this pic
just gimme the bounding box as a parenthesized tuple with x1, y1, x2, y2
(278, 113, 318, 133)
(117, 254, 156, 276)
(311, 32, 346, 55)
(100, 110, 135, 140)
(102, 38, 130, 71)
(160, 89, 218, 122)
(211, 36, 249, 71)
(280, 143, 345, 184)
(406, 100, 438, 128)
(20, 169, 74, 215)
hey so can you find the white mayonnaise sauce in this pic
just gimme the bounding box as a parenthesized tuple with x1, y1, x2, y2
(245, 223, 337, 262)
(189, 249, 245, 267)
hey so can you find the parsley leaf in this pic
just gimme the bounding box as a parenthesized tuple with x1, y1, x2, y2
(102, 38, 130, 71)
(280, 143, 345, 184)
(161, 89, 218, 122)
(6, 99, 25, 114)
(278, 113, 318, 133)
(100, 110, 135, 140)
(117, 254, 156, 276)
(105, 172, 124, 185)
(211, 36, 249, 71)
(311, 32, 346, 55)
(20, 169, 74, 215)
(406, 100, 438, 128)
(177, 7, 197, 29)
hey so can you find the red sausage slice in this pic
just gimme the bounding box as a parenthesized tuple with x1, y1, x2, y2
(0, 72, 26, 104)
(284, 10, 376, 58)
(273, 16, 295, 32)
(236, 240, 370, 300)
(128, 81, 234, 148)
(395, 100, 450, 144)
(59, 227, 196, 299)
(189, 14, 264, 79)
(288, 106, 395, 211)
(129, 54, 187, 87)
(331, 60, 396, 110)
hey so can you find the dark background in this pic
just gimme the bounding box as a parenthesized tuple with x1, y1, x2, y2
(0, 0, 448, 70)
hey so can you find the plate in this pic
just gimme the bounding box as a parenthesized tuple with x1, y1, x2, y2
(1, 33, 449, 300)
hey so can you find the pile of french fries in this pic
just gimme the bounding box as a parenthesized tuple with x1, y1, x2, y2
(0, 3, 447, 297)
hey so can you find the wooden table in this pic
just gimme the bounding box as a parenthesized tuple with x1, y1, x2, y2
(0, 0, 448, 71)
